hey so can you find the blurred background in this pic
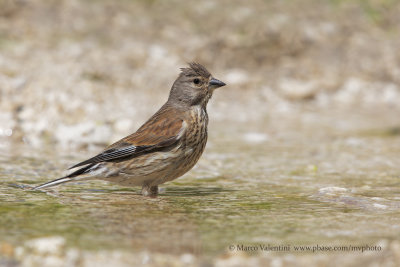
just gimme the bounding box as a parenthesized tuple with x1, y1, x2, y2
(1, 0, 399, 148)
(1, 1, 400, 266)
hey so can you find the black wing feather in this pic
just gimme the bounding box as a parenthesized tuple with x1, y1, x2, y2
(69, 136, 179, 169)
(69, 143, 145, 169)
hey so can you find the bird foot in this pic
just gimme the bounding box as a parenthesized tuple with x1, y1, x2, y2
(141, 185, 159, 197)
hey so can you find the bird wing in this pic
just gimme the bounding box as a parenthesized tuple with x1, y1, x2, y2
(69, 116, 186, 169)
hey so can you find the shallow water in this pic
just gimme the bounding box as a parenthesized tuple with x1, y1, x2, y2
(1, 111, 400, 263)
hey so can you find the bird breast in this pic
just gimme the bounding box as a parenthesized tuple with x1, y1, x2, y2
(185, 105, 208, 148)
(170, 105, 208, 178)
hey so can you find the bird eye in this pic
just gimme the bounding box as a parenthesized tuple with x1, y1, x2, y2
(193, 78, 201, 85)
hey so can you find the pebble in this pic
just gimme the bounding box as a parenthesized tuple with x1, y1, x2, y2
(242, 132, 269, 143)
(318, 187, 348, 194)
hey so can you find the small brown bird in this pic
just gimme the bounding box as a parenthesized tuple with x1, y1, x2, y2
(35, 63, 226, 196)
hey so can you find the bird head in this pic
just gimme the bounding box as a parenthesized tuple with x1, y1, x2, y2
(168, 62, 226, 108)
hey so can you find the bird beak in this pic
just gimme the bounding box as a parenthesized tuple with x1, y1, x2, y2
(209, 77, 226, 90)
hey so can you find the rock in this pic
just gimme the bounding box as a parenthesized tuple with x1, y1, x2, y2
(318, 187, 348, 195)
(242, 132, 269, 143)
(278, 78, 319, 100)
(225, 69, 249, 85)
(24, 236, 66, 256)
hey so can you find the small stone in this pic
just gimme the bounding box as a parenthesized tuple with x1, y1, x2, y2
(279, 78, 319, 100)
(180, 253, 195, 264)
(24, 236, 66, 256)
(372, 203, 387, 210)
(114, 118, 133, 133)
(318, 187, 348, 194)
(225, 69, 249, 85)
(242, 132, 269, 143)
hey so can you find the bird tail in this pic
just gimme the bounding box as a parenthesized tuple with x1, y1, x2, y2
(34, 176, 73, 190)
(33, 164, 96, 190)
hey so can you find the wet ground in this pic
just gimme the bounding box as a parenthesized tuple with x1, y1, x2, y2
(1, 108, 400, 266)
(1, 0, 400, 266)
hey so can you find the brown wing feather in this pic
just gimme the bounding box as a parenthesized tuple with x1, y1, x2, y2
(69, 104, 186, 169)
(109, 104, 184, 147)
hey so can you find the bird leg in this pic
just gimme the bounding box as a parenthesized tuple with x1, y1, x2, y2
(141, 184, 159, 197)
